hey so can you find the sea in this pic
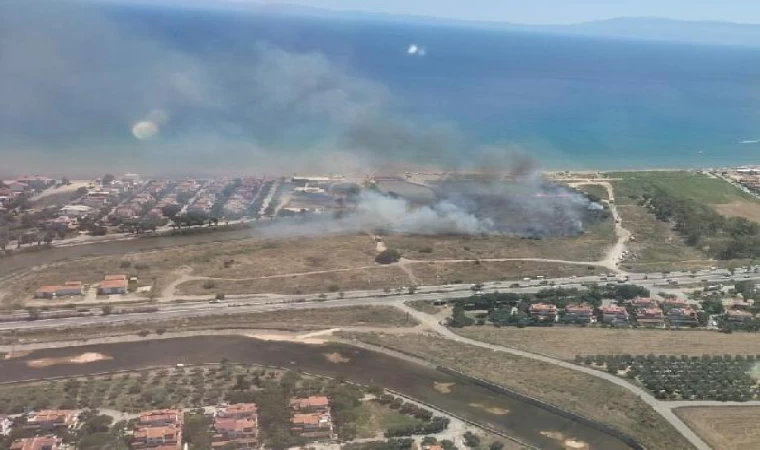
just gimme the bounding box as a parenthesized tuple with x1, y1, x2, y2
(4, 2, 760, 173)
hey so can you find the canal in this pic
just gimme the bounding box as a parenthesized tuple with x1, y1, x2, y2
(0, 336, 632, 449)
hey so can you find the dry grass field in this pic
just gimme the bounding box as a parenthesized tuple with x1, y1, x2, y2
(177, 266, 411, 296)
(617, 205, 709, 272)
(457, 327, 760, 360)
(407, 260, 604, 285)
(675, 406, 760, 450)
(340, 332, 694, 450)
(384, 220, 616, 263)
(714, 201, 760, 223)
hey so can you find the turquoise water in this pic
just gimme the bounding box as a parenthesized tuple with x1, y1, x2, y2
(3, 2, 760, 172)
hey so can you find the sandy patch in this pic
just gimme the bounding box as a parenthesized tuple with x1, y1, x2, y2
(540, 431, 565, 441)
(433, 382, 455, 394)
(324, 352, 351, 364)
(468, 403, 509, 415)
(27, 352, 112, 368)
(245, 332, 328, 345)
(4, 350, 33, 360)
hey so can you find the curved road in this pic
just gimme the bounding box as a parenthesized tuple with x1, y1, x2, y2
(394, 301, 710, 450)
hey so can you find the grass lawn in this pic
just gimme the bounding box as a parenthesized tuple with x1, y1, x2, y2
(608, 171, 755, 206)
(385, 219, 616, 263)
(675, 406, 760, 450)
(0, 306, 418, 345)
(339, 332, 695, 450)
(355, 401, 424, 439)
(456, 327, 760, 361)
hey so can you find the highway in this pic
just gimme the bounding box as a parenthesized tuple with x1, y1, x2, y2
(2, 265, 758, 332)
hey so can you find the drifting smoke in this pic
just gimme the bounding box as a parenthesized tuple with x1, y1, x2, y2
(256, 171, 604, 240)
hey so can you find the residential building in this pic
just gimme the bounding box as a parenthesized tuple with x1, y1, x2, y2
(217, 403, 258, 419)
(667, 307, 699, 327)
(291, 412, 334, 440)
(290, 396, 334, 441)
(726, 310, 754, 322)
(635, 308, 665, 327)
(631, 297, 657, 309)
(660, 297, 689, 308)
(60, 205, 92, 217)
(132, 425, 181, 450)
(27, 410, 77, 430)
(212, 418, 258, 449)
(9, 436, 62, 450)
(528, 303, 557, 322)
(34, 282, 83, 299)
(138, 409, 183, 427)
(97, 279, 128, 295)
(212, 403, 259, 449)
(290, 396, 330, 413)
(7, 182, 26, 193)
(563, 304, 593, 324)
(16, 176, 54, 190)
(599, 305, 629, 324)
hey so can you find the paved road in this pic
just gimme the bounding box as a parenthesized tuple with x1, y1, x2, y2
(395, 302, 712, 450)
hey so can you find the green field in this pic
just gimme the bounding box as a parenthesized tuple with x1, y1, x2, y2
(608, 171, 754, 206)
(576, 184, 609, 201)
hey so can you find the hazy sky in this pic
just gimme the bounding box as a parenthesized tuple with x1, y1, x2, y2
(143, 0, 760, 25)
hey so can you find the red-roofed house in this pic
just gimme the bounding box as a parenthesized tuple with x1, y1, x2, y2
(138, 410, 183, 427)
(132, 426, 181, 450)
(34, 283, 83, 299)
(636, 307, 665, 327)
(563, 304, 593, 324)
(27, 410, 77, 430)
(667, 307, 698, 327)
(97, 276, 128, 295)
(291, 413, 334, 440)
(9, 435, 62, 450)
(600, 305, 629, 324)
(528, 303, 557, 322)
(632, 297, 657, 308)
(290, 396, 330, 413)
(212, 418, 258, 449)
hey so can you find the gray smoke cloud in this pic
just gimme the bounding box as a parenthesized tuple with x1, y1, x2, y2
(0, 0, 464, 176)
(254, 175, 604, 240)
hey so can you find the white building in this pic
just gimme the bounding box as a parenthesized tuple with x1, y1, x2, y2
(60, 205, 92, 217)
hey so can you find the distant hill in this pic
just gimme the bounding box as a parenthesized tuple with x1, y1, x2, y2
(178, 1, 760, 48)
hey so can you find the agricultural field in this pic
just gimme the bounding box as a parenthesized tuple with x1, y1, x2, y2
(339, 332, 694, 450)
(457, 327, 760, 361)
(577, 354, 760, 401)
(675, 406, 760, 450)
(608, 171, 754, 206)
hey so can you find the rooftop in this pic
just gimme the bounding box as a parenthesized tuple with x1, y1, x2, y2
(291, 396, 330, 409)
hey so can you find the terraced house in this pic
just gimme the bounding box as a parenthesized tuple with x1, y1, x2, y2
(290, 396, 334, 441)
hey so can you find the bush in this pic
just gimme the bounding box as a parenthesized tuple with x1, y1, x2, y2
(463, 432, 480, 448)
(202, 280, 217, 289)
(134, 262, 150, 270)
(119, 260, 132, 268)
(137, 330, 150, 337)
(328, 284, 341, 293)
(375, 249, 401, 265)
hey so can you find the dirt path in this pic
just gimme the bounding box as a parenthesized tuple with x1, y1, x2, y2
(393, 302, 711, 450)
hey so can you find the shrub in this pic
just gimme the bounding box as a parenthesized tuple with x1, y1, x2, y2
(375, 249, 401, 265)
(202, 280, 217, 289)
(119, 260, 132, 268)
(134, 262, 150, 270)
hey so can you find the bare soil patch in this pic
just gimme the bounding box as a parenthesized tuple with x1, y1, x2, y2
(457, 327, 760, 361)
(324, 352, 351, 364)
(27, 352, 112, 368)
(675, 406, 760, 450)
(714, 201, 760, 223)
(433, 381, 455, 394)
